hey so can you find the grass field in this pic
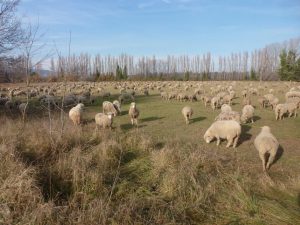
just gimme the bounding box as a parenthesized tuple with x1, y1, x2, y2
(0, 81, 300, 224)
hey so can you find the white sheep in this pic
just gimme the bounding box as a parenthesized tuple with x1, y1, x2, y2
(69, 103, 84, 125)
(241, 105, 255, 123)
(254, 126, 279, 172)
(113, 100, 121, 113)
(215, 111, 241, 123)
(285, 102, 298, 118)
(103, 101, 118, 116)
(204, 120, 241, 148)
(95, 113, 113, 129)
(275, 104, 288, 120)
(221, 104, 232, 113)
(128, 102, 140, 126)
(182, 106, 193, 124)
(211, 96, 220, 110)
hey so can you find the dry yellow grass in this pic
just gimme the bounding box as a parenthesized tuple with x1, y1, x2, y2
(0, 81, 300, 224)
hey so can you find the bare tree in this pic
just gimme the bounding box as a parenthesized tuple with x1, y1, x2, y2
(0, 0, 23, 55)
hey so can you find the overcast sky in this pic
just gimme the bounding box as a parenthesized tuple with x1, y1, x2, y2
(18, 0, 300, 58)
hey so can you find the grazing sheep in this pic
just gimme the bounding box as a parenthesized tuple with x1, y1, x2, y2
(188, 93, 197, 102)
(128, 102, 140, 126)
(204, 120, 241, 148)
(275, 104, 288, 120)
(258, 97, 268, 108)
(177, 93, 188, 102)
(254, 126, 279, 173)
(103, 101, 119, 116)
(119, 93, 134, 104)
(69, 103, 84, 125)
(285, 91, 300, 100)
(95, 113, 113, 129)
(222, 94, 233, 105)
(204, 96, 211, 107)
(215, 111, 241, 123)
(160, 92, 168, 100)
(182, 106, 193, 124)
(285, 102, 298, 118)
(269, 97, 279, 110)
(211, 96, 220, 110)
(242, 97, 251, 106)
(221, 104, 232, 113)
(241, 90, 248, 98)
(241, 105, 255, 123)
(113, 100, 121, 114)
(168, 92, 177, 100)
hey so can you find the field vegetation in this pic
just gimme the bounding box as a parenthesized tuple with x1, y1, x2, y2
(0, 81, 300, 224)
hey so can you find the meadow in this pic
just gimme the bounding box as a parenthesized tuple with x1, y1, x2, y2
(0, 81, 300, 225)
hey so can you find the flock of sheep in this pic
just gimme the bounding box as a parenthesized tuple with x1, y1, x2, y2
(1, 81, 300, 175)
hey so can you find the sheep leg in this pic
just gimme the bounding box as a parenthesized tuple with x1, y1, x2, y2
(251, 118, 254, 123)
(226, 137, 233, 148)
(233, 136, 239, 148)
(259, 152, 267, 172)
(131, 118, 134, 125)
(266, 153, 275, 170)
(216, 137, 220, 146)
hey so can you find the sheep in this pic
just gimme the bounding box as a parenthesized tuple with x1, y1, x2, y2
(258, 97, 268, 108)
(69, 103, 84, 125)
(113, 100, 121, 114)
(254, 126, 279, 173)
(160, 92, 168, 100)
(285, 91, 300, 100)
(119, 93, 134, 104)
(241, 105, 255, 123)
(204, 120, 241, 148)
(285, 102, 298, 118)
(203, 96, 211, 107)
(177, 93, 188, 101)
(242, 97, 251, 106)
(211, 96, 220, 110)
(128, 102, 140, 126)
(222, 94, 233, 105)
(215, 111, 241, 123)
(168, 92, 177, 100)
(103, 101, 119, 116)
(95, 113, 113, 129)
(182, 106, 193, 124)
(221, 104, 232, 113)
(269, 97, 279, 110)
(241, 90, 248, 98)
(188, 93, 197, 102)
(275, 104, 288, 120)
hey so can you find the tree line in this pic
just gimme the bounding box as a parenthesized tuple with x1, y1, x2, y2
(48, 38, 299, 81)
